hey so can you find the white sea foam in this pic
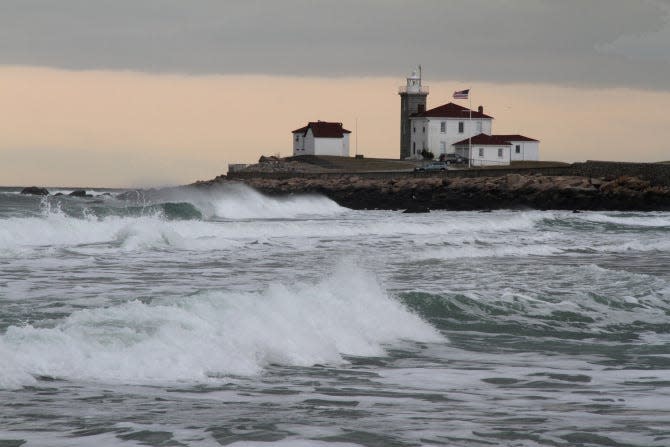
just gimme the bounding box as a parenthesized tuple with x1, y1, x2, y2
(0, 206, 552, 256)
(165, 183, 347, 219)
(575, 212, 670, 228)
(0, 265, 443, 389)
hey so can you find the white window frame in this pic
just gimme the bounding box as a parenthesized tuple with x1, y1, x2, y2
(478, 148, 484, 157)
(440, 121, 446, 133)
(498, 148, 504, 158)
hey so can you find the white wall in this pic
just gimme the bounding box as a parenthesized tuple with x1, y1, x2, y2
(303, 129, 315, 154)
(292, 129, 350, 156)
(410, 116, 493, 159)
(458, 144, 511, 166)
(509, 140, 540, 161)
(342, 134, 350, 157)
(292, 132, 305, 155)
(313, 137, 343, 156)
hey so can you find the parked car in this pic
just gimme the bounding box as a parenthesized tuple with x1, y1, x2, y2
(440, 153, 467, 164)
(414, 161, 449, 172)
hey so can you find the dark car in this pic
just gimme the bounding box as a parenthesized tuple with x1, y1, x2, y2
(440, 153, 467, 164)
(414, 161, 449, 172)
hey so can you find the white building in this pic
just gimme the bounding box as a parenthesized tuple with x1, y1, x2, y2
(292, 121, 351, 157)
(408, 103, 494, 159)
(452, 133, 539, 166)
(499, 135, 540, 161)
(453, 134, 511, 166)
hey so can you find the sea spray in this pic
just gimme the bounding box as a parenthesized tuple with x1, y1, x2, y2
(144, 183, 347, 219)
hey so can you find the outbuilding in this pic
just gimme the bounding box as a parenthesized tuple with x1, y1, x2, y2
(495, 135, 540, 161)
(292, 121, 351, 157)
(453, 134, 512, 166)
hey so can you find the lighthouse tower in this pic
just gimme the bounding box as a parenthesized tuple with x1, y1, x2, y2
(398, 66, 428, 159)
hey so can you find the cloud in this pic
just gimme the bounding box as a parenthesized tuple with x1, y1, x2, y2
(596, 1, 670, 63)
(0, 0, 669, 90)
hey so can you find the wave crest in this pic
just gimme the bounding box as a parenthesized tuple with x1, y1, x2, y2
(0, 266, 442, 389)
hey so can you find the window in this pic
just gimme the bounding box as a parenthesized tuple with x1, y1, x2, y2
(516, 145, 521, 154)
(459, 122, 464, 133)
(413, 127, 416, 133)
(477, 121, 482, 133)
(422, 126, 425, 133)
(498, 148, 503, 158)
(440, 142, 446, 153)
(440, 121, 446, 133)
(418, 104, 425, 113)
(295, 135, 299, 142)
(413, 142, 416, 154)
(478, 148, 484, 157)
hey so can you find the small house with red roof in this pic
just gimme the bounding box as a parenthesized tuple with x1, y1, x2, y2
(453, 133, 539, 166)
(292, 121, 351, 157)
(496, 135, 540, 162)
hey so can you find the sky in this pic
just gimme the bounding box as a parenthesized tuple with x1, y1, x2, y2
(1, 0, 669, 187)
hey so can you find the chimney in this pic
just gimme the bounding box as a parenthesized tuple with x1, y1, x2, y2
(478, 105, 483, 114)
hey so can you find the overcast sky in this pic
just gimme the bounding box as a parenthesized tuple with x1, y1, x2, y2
(2, 1, 670, 186)
(1, 0, 669, 90)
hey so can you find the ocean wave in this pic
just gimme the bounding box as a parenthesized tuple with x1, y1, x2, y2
(0, 207, 552, 256)
(0, 266, 443, 389)
(151, 183, 347, 220)
(574, 212, 670, 228)
(400, 262, 670, 339)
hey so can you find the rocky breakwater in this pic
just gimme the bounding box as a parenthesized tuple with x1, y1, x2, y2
(199, 173, 670, 211)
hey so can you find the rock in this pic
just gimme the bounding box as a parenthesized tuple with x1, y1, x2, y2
(403, 204, 430, 213)
(506, 173, 524, 188)
(589, 178, 604, 188)
(196, 173, 670, 211)
(20, 186, 49, 195)
(69, 190, 91, 197)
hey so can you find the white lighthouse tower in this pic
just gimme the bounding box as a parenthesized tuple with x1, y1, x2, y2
(398, 66, 429, 159)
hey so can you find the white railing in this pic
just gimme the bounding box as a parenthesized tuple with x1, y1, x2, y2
(398, 86, 429, 94)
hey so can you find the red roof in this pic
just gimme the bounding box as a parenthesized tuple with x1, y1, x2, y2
(292, 121, 351, 138)
(453, 133, 513, 146)
(492, 134, 539, 142)
(412, 102, 493, 119)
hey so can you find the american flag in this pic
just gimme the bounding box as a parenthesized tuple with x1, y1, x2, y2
(453, 89, 469, 99)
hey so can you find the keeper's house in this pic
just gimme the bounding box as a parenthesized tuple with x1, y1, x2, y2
(409, 102, 493, 159)
(292, 121, 351, 157)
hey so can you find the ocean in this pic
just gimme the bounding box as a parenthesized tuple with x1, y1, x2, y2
(1, 184, 669, 447)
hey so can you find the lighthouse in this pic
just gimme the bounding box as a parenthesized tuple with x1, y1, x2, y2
(398, 66, 428, 159)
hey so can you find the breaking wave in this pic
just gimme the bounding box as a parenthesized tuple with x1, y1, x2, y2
(0, 266, 443, 389)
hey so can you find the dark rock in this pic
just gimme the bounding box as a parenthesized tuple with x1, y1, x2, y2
(403, 205, 430, 213)
(54, 193, 64, 197)
(200, 173, 670, 212)
(69, 189, 91, 197)
(20, 186, 49, 195)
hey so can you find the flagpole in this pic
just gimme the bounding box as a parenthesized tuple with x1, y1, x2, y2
(468, 88, 472, 168)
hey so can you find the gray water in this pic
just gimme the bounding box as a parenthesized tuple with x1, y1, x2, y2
(1, 185, 669, 447)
